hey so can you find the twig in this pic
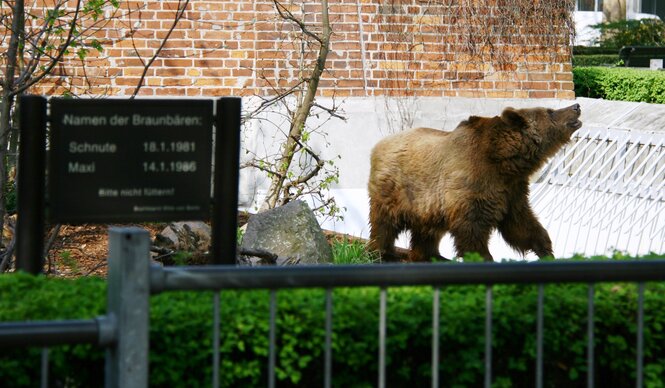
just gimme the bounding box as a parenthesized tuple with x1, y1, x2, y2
(84, 260, 108, 276)
(272, 0, 323, 44)
(0, 237, 16, 272)
(239, 247, 279, 263)
(43, 224, 62, 273)
(131, 0, 191, 98)
(0, 214, 16, 272)
(11, 0, 84, 97)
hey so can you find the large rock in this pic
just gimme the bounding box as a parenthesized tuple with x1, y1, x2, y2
(240, 200, 333, 265)
(154, 221, 211, 262)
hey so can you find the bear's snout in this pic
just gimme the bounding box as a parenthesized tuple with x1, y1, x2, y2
(560, 103, 581, 115)
(556, 104, 582, 131)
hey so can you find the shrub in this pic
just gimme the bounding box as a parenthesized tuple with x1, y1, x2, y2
(591, 19, 665, 48)
(572, 46, 620, 67)
(573, 66, 665, 103)
(572, 54, 620, 67)
(573, 46, 619, 56)
(1, 256, 665, 387)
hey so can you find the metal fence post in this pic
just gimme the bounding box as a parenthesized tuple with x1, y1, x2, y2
(106, 227, 151, 388)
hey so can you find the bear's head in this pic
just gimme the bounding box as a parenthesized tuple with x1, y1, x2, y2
(491, 103, 582, 175)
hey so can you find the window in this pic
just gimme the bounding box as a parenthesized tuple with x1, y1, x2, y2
(578, 0, 603, 11)
(641, 0, 665, 20)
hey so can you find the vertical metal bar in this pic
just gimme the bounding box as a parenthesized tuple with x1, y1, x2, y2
(269, 290, 277, 388)
(106, 228, 151, 388)
(485, 286, 493, 388)
(40, 347, 48, 388)
(212, 97, 241, 265)
(212, 292, 220, 388)
(536, 284, 544, 388)
(16, 95, 47, 274)
(636, 282, 645, 388)
(324, 288, 333, 388)
(379, 287, 387, 388)
(587, 284, 595, 388)
(432, 287, 440, 388)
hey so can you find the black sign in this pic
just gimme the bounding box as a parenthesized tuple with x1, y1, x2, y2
(48, 99, 214, 223)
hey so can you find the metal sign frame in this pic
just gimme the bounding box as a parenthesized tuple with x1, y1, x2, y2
(48, 98, 214, 223)
(15, 96, 241, 272)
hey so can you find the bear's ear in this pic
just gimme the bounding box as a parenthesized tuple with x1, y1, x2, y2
(500, 108, 527, 129)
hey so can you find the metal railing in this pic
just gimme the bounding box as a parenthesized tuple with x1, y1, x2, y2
(532, 125, 665, 257)
(2, 227, 665, 387)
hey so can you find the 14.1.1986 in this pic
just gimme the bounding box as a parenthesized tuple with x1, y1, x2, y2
(142, 161, 197, 173)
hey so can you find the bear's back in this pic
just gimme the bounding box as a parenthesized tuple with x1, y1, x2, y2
(372, 127, 451, 155)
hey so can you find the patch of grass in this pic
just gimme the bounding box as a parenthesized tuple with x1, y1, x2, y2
(331, 237, 379, 264)
(237, 227, 244, 245)
(58, 250, 79, 272)
(172, 251, 193, 266)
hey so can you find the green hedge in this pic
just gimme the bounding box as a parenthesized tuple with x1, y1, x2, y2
(572, 46, 620, 67)
(572, 55, 620, 67)
(2, 257, 665, 387)
(573, 46, 619, 56)
(573, 66, 665, 103)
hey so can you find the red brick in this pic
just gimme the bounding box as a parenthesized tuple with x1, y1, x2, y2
(528, 90, 556, 98)
(22, 0, 573, 100)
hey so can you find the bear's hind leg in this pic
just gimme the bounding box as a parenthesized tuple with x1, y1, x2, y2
(368, 206, 402, 261)
(408, 229, 445, 262)
(450, 224, 494, 262)
(369, 225, 401, 261)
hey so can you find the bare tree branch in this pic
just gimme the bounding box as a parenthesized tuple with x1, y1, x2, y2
(272, 0, 323, 44)
(244, 79, 307, 121)
(263, 0, 332, 210)
(10, 0, 84, 97)
(130, 0, 190, 98)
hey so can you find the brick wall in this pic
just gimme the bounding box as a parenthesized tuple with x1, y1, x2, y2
(24, 0, 576, 99)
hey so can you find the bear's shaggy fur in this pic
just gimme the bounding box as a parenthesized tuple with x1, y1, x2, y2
(368, 104, 582, 262)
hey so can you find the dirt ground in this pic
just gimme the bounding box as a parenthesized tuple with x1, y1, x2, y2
(28, 214, 401, 278)
(45, 223, 166, 278)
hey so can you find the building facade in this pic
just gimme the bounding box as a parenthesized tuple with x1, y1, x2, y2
(15, 1, 576, 99)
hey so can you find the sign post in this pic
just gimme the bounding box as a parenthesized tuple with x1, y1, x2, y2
(212, 97, 241, 265)
(16, 95, 47, 274)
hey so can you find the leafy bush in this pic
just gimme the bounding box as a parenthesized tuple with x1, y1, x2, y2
(0, 275, 107, 386)
(591, 19, 665, 48)
(573, 46, 619, 56)
(2, 256, 665, 387)
(572, 54, 620, 67)
(573, 66, 665, 103)
(572, 46, 620, 67)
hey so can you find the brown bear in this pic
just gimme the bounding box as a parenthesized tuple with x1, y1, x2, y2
(368, 103, 582, 262)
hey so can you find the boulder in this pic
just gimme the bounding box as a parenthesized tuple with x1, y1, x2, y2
(154, 221, 211, 254)
(240, 200, 333, 265)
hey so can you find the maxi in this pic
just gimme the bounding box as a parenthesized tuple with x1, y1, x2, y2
(68, 161, 96, 173)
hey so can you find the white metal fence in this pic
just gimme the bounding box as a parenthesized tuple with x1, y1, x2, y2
(531, 126, 665, 257)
